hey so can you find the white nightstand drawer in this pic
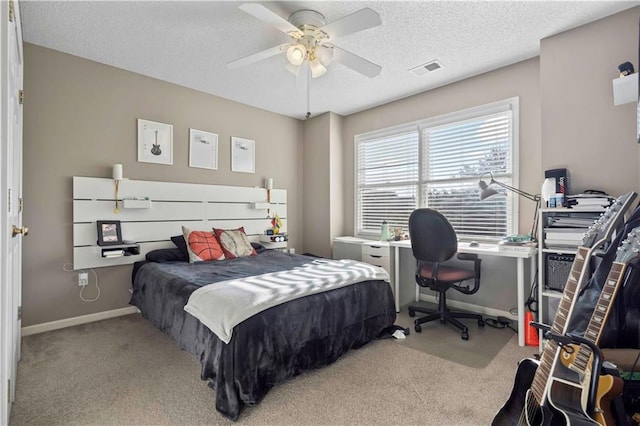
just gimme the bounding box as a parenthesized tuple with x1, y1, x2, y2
(362, 242, 389, 258)
(362, 253, 390, 273)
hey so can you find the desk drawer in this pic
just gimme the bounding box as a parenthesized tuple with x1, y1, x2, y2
(362, 243, 389, 258)
(362, 253, 390, 273)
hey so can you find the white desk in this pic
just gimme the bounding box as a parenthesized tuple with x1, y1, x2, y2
(388, 240, 537, 347)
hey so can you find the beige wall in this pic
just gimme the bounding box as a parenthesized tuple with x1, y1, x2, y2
(541, 7, 639, 195)
(22, 6, 640, 327)
(302, 113, 331, 257)
(302, 112, 345, 258)
(341, 57, 542, 237)
(23, 44, 303, 326)
(329, 113, 345, 243)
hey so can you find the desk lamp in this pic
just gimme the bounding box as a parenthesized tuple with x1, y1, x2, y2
(478, 172, 541, 242)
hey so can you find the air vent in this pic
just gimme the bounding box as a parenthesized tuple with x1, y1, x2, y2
(409, 60, 444, 76)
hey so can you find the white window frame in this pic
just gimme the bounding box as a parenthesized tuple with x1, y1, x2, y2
(354, 97, 519, 240)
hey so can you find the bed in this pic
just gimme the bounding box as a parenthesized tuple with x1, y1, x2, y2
(129, 246, 396, 420)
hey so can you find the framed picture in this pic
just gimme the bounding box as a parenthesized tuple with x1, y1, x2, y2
(189, 129, 218, 170)
(96, 220, 123, 246)
(231, 137, 255, 173)
(137, 119, 173, 165)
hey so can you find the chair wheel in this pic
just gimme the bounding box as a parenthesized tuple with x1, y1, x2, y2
(461, 332, 469, 340)
(439, 318, 446, 324)
(408, 309, 415, 318)
(478, 319, 485, 327)
(415, 324, 422, 333)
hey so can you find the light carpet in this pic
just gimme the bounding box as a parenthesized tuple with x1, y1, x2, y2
(10, 313, 535, 425)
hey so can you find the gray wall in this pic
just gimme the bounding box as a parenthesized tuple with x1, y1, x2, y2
(23, 44, 304, 326)
(302, 112, 345, 258)
(540, 7, 640, 194)
(302, 112, 331, 257)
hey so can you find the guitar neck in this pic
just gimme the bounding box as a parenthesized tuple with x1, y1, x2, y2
(530, 246, 590, 403)
(571, 262, 627, 374)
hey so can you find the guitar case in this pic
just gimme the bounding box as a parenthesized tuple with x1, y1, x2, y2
(567, 204, 640, 349)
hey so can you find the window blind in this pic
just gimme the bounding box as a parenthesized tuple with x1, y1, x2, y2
(421, 111, 513, 239)
(356, 131, 419, 235)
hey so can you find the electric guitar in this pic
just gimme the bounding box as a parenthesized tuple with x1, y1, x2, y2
(549, 227, 640, 425)
(492, 192, 637, 426)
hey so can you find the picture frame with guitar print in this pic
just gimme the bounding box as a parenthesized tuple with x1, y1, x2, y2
(137, 119, 173, 165)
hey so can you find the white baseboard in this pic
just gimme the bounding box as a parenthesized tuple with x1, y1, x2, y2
(419, 294, 516, 322)
(21, 306, 140, 336)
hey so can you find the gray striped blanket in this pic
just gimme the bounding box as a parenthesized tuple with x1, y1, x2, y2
(184, 258, 390, 344)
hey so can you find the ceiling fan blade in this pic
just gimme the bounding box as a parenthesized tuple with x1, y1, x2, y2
(227, 44, 289, 69)
(239, 3, 303, 38)
(329, 45, 381, 78)
(319, 8, 381, 40)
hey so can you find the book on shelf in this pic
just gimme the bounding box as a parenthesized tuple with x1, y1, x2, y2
(546, 217, 598, 228)
(566, 194, 612, 209)
(544, 228, 588, 241)
(544, 240, 580, 249)
(498, 240, 537, 252)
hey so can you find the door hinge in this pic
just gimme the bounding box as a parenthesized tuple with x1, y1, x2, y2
(18, 306, 22, 321)
(19, 90, 24, 105)
(7, 380, 10, 403)
(8, 0, 14, 22)
(18, 197, 23, 212)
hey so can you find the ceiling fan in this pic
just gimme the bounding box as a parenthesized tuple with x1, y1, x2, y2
(227, 3, 382, 79)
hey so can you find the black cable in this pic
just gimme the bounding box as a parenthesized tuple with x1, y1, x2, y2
(485, 317, 517, 333)
(525, 268, 539, 314)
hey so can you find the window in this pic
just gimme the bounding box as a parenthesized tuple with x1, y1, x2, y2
(355, 98, 518, 240)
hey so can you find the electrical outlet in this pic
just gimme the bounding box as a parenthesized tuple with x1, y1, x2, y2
(78, 272, 89, 287)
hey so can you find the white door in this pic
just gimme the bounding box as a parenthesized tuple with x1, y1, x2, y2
(1, 0, 24, 423)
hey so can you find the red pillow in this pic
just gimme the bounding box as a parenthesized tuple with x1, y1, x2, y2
(213, 227, 257, 259)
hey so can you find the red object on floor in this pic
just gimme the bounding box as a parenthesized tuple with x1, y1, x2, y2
(524, 310, 539, 347)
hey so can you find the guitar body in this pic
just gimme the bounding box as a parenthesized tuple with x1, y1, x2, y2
(493, 358, 552, 426)
(593, 375, 624, 426)
(560, 346, 624, 426)
(547, 379, 599, 425)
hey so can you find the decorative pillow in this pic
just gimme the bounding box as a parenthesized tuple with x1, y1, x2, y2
(250, 242, 266, 253)
(170, 235, 188, 258)
(182, 226, 226, 263)
(213, 227, 257, 259)
(145, 248, 187, 263)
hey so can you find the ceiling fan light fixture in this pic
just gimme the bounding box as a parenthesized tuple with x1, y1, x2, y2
(309, 58, 327, 78)
(286, 44, 307, 66)
(286, 63, 301, 76)
(316, 46, 334, 66)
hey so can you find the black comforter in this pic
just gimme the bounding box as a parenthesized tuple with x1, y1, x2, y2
(129, 250, 396, 420)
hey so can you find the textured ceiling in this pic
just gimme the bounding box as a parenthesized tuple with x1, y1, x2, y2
(21, 1, 637, 120)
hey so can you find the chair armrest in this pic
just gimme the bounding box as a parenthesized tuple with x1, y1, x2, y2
(456, 253, 478, 262)
(455, 252, 482, 294)
(457, 252, 481, 273)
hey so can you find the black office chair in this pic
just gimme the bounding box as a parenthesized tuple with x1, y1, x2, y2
(407, 208, 484, 340)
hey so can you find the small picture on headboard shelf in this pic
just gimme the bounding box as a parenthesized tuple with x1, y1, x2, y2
(97, 220, 123, 246)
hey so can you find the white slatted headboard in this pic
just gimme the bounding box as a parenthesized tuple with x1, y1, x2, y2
(72, 177, 287, 269)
